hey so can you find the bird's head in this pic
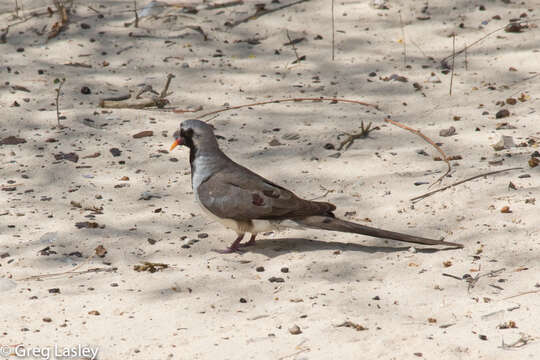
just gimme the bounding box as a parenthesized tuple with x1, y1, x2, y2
(170, 119, 219, 153)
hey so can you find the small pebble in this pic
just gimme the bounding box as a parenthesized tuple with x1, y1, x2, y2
(289, 324, 302, 335)
(268, 276, 284, 283)
(495, 109, 510, 119)
(81, 86, 91, 95)
(280, 267, 289, 273)
(323, 143, 335, 150)
(239, 298, 247, 303)
(256, 266, 265, 272)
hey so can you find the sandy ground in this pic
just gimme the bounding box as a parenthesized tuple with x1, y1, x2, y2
(1, 0, 539, 359)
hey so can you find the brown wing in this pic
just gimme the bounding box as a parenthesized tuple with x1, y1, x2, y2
(197, 165, 335, 221)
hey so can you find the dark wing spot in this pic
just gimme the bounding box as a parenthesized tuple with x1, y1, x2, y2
(252, 193, 265, 206)
(262, 189, 280, 199)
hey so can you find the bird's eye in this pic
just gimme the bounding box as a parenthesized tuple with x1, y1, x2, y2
(181, 128, 194, 138)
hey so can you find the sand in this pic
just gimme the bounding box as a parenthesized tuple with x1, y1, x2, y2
(0, 0, 539, 359)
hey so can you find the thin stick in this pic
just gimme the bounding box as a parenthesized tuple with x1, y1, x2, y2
(409, 38, 429, 59)
(55, 78, 65, 127)
(502, 289, 540, 300)
(331, 0, 335, 61)
(410, 167, 522, 203)
(399, 10, 406, 69)
(440, 23, 509, 68)
(464, 41, 468, 71)
(133, 0, 139, 28)
(226, 0, 309, 28)
(159, 73, 175, 98)
(384, 118, 450, 187)
(0, 26, 9, 43)
(449, 34, 455, 96)
(16, 253, 96, 281)
(189, 97, 380, 119)
(286, 30, 300, 63)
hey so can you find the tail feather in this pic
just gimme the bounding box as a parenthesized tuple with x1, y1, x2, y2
(295, 216, 463, 248)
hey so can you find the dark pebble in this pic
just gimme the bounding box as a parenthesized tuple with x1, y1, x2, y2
(239, 298, 247, 303)
(198, 233, 209, 239)
(169, 157, 178, 162)
(110, 148, 122, 157)
(479, 334, 488, 341)
(147, 238, 157, 245)
(110, 283, 118, 287)
(518, 174, 530, 179)
(181, 244, 190, 249)
(372, 295, 381, 300)
(80, 23, 91, 29)
(280, 267, 289, 273)
(323, 143, 335, 150)
(17, 47, 24, 52)
(81, 86, 91, 95)
(256, 266, 265, 272)
(495, 109, 510, 119)
(268, 276, 284, 283)
(369, 71, 377, 77)
(48, 288, 60, 294)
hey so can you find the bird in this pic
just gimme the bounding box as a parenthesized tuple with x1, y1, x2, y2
(170, 119, 463, 253)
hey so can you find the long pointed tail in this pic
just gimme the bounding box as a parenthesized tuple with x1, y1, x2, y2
(295, 216, 463, 248)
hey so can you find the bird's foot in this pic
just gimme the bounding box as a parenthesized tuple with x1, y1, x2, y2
(239, 235, 257, 248)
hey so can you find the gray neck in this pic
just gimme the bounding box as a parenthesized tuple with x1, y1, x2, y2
(190, 147, 228, 190)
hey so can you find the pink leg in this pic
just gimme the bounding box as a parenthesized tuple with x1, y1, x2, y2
(239, 234, 257, 247)
(213, 234, 245, 254)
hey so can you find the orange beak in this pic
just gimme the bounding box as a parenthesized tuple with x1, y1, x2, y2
(170, 138, 182, 151)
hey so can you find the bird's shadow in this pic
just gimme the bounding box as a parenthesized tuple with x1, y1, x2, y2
(245, 237, 460, 258)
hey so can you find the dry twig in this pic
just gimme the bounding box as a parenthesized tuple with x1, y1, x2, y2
(133, 0, 139, 28)
(100, 74, 174, 109)
(54, 78, 65, 127)
(0, 26, 9, 43)
(286, 30, 301, 63)
(449, 34, 455, 95)
(226, 0, 309, 28)
(47, 0, 69, 40)
(410, 167, 522, 203)
(502, 289, 540, 300)
(337, 121, 380, 151)
(190, 97, 379, 119)
(399, 10, 406, 69)
(384, 117, 450, 187)
(331, 0, 335, 61)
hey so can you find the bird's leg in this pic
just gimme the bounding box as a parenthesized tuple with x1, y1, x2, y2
(239, 234, 257, 247)
(213, 233, 245, 254)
